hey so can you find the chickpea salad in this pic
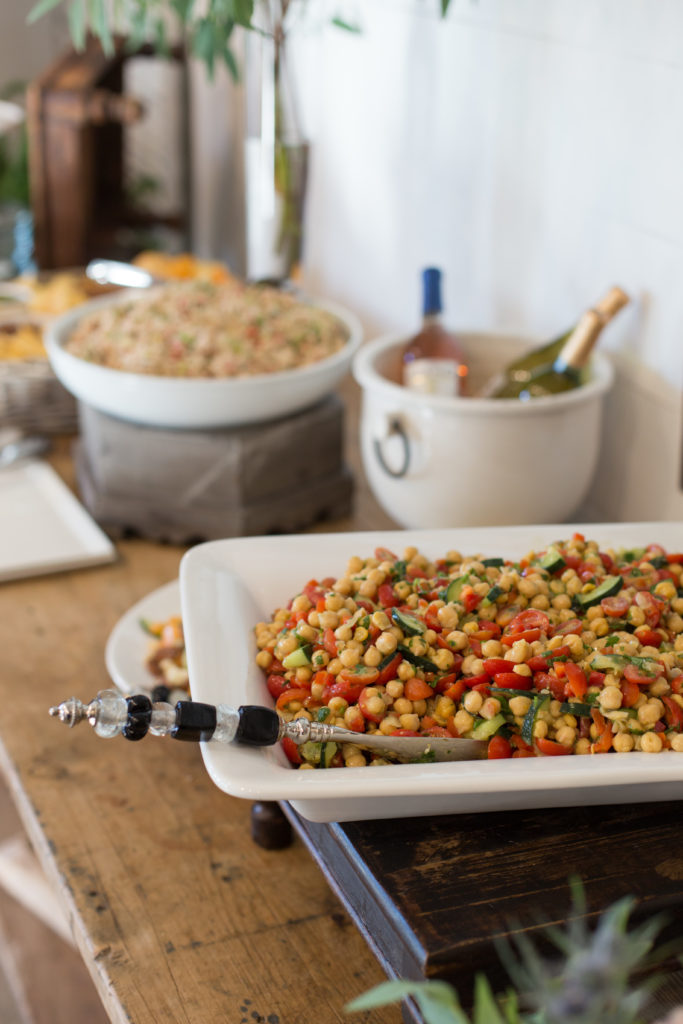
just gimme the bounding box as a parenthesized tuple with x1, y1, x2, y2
(253, 534, 683, 769)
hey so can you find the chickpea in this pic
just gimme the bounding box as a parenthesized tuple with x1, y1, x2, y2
(518, 577, 539, 597)
(598, 686, 623, 711)
(555, 725, 576, 747)
(574, 738, 591, 755)
(462, 655, 484, 676)
(328, 696, 348, 716)
(508, 695, 531, 716)
(295, 622, 318, 643)
(481, 639, 503, 658)
(339, 647, 361, 669)
(640, 731, 663, 753)
(446, 630, 468, 652)
(397, 661, 416, 681)
(375, 631, 398, 655)
(438, 605, 459, 630)
(379, 715, 401, 735)
(433, 648, 455, 671)
(255, 650, 273, 670)
(532, 719, 549, 739)
(435, 696, 456, 721)
(507, 638, 531, 664)
(363, 646, 382, 667)
(274, 634, 298, 660)
(399, 713, 421, 731)
(453, 709, 474, 734)
(637, 699, 664, 728)
(393, 697, 414, 716)
(613, 732, 635, 752)
(551, 594, 572, 610)
(480, 698, 501, 720)
(318, 610, 340, 630)
(371, 610, 391, 631)
(513, 663, 532, 677)
(385, 679, 404, 699)
(463, 690, 484, 714)
(670, 734, 683, 752)
(412, 699, 427, 716)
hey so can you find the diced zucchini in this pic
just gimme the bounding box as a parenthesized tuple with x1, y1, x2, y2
(299, 741, 321, 763)
(470, 713, 506, 741)
(521, 695, 550, 745)
(574, 575, 623, 610)
(320, 742, 338, 768)
(445, 574, 470, 603)
(282, 645, 312, 669)
(391, 607, 426, 636)
(397, 645, 439, 673)
(589, 653, 626, 672)
(481, 557, 505, 568)
(482, 584, 504, 606)
(537, 546, 566, 574)
(560, 700, 593, 716)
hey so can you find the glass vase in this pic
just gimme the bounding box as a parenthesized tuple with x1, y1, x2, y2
(244, 26, 308, 283)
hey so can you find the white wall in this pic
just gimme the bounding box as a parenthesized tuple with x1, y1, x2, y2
(283, 0, 683, 525)
(2, 0, 682, 526)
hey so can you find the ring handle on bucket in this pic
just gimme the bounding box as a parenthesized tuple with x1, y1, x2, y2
(373, 417, 410, 478)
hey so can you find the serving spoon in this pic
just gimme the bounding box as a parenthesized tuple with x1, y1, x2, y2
(49, 690, 488, 763)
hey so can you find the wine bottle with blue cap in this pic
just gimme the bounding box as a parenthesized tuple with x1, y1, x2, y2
(402, 267, 468, 396)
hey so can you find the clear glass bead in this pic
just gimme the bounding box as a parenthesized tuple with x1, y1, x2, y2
(149, 703, 176, 736)
(90, 689, 128, 738)
(213, 704, 239, 745)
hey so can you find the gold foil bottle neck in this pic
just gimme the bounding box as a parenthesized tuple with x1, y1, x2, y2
(558, 309, 604, 370)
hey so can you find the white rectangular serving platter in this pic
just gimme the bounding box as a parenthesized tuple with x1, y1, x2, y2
(179, 522, 683, 823)
(0, 460, 116, 583)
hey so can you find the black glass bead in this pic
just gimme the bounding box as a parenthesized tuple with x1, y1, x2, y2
(235, 706, 280, 747)
(171, 701, 217, 742)
(151, 683, 171, 703)
(123, 694, 152, 741)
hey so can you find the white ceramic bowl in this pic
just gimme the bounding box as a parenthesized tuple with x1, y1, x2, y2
(352, 331, 614, 529)
(44, 290, 363, 429)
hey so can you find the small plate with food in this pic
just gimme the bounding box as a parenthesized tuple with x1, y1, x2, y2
(104, 579, 189, 702)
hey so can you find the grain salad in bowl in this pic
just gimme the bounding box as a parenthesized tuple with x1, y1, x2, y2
(63, 279, 350, 378)
(44, 282, 362, 428)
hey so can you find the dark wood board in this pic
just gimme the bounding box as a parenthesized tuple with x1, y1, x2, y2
(284, 800, 683, 1019)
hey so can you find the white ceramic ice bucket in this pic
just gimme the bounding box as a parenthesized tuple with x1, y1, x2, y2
(352, 331, 614, 529)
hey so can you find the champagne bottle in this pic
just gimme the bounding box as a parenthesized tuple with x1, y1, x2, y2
(485, 286, 629, 398)
(402, 267, 468, 396)
(508, 309, 605, 400)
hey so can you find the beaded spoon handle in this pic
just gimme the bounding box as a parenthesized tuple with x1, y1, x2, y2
(49, 690, 488, 763)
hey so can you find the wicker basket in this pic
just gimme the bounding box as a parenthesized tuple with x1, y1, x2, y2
(0, 358, 78, 434)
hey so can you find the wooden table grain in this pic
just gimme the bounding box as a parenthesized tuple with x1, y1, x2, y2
(0, 391, 404, 1024)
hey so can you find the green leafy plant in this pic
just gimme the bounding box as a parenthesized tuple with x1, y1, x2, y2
(28, 0, 454, 80)
(0, 83, 29, 207)
(346, 883, 679, 1024)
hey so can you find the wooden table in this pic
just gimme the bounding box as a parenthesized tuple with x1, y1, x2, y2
(0, 390, 404, 1024)
(2, 392, 683, 1024)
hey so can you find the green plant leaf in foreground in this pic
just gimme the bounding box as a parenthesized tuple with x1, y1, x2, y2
(346, 882, 675, 1024)
(346, 979, 468, 1024)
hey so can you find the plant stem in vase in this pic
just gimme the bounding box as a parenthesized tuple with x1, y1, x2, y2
(245, 1, 308, 283)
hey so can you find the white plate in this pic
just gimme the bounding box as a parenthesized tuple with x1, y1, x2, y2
(44, 290, 363, 429)
(179, 522, 683, 823)
(0, 461, 116, 582)
(105, 579, 180, 695)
